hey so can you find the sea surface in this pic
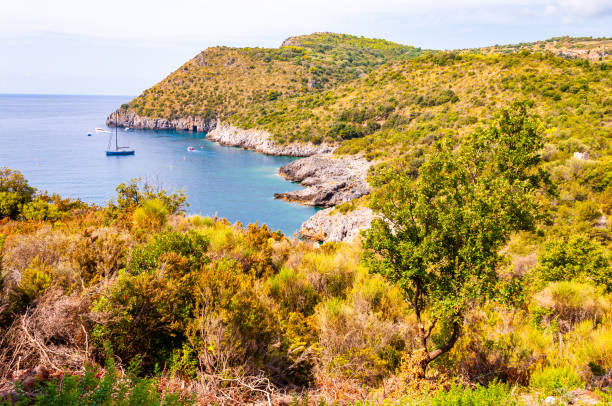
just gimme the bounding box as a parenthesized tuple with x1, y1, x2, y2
(0, 94, 318, 236)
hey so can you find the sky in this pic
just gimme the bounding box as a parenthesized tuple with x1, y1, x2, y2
(1, 0, 611, 95)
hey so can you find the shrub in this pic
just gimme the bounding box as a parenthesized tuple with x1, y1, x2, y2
(133, 198, 170, 231)
(266, 267, 319, 315)
(529, 366, 583, 396)
(11, 361, 192, 405)
(20, 198, 62, 222)
(128, 231, 209, 274)
(16, 260, 54, 301)
(532, 281, 610, 332)
(191, 259, 285, 380)
(326, 123, 364, 140)
(300, 248, 356, 298)
(416, 88, 459, 107)
(567, 321, 612, 379)
(534, 236, 611, 291)
(72, 228, 129, 284)
(414, 382, 518, 405)
(266, 90, 282, 101)
(316, 296, 409, 384)
(0, 167, 36, 219)
(113, 178, 187, 215)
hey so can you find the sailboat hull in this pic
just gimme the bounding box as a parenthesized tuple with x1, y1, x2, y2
(106, 150, 135, 156)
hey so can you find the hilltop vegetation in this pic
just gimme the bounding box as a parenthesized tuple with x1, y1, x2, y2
(233, 51, 610, 150)
(127, 33, 423, 121)
(470, 36, 612, 60)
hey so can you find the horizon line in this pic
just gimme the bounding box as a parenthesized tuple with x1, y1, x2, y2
(0, 92, 135, 98)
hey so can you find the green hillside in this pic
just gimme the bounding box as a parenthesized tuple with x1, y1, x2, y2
(126, 32, 424, 121)
(233, 51, 611, 151)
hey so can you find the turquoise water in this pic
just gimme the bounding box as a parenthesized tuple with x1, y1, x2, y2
(0, 94, 317, 236)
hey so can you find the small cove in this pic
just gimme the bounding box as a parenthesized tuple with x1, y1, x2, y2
(0, 94, 318, 236)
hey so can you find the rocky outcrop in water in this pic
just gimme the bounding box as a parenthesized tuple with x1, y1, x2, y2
(300, 207, 375, 242)
(107, 109, 216, 132)
(206, 122, 335, 157)
(274, 154, 371, 207)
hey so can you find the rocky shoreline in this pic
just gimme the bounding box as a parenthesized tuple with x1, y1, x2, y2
(300, 207, 375, 242)
(207, 122, 335, 156)
(107, 110, 334, 157)
(107, 109, 373, 241)
(107, 109, 217, 132)
(274, 154, 371, 207)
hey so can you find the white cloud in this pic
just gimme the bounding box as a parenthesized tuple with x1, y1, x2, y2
(555, 0, 612, 18)
(3, 0, 607, 43)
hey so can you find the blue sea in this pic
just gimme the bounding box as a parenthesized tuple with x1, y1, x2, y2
(0, 94, 317, 236)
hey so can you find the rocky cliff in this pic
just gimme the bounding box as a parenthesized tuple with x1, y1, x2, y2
(274, 154, 371, 207)
(107, 110, 334, 157)
(300, 207, 375, 242)
(206, 122, 335, 157)
(107, 109, 216, 132)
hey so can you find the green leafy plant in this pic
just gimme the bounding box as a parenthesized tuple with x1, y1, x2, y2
(363, 102, 549, 376)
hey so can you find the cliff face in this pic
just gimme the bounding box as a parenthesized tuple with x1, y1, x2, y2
(274, 154, 371, 207)
(107, 109, 216, 132)
(206, 122, 335, 157)
(107, 110, 334, 157)
(300, 207, 375, 242)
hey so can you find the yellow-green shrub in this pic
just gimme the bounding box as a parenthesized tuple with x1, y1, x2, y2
(18, 260, 53, 300)
(132, 198, 169, 232)
(529, 366, 583, 396)
(532, 281, 610, 332)
(316, 296, 409, 384)
(266, 267, 319, 315)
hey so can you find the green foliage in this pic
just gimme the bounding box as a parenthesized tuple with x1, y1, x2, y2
(128, 231, 209, 274)
(534, 235, 611, 291)
(113, 178, 187, 215)
(529, 366, 583, 396)
(411, 382, 518, 405)
(21, 197, 62, 222)
(363, 103, 548, 373)
(266, 90, 282, 101)
(132, 198, 170, 231)
(416, 88, 459, 107)
(0, 167, 36, 219)
(10, 359, 192, 406)
(17, 261, 54, 301)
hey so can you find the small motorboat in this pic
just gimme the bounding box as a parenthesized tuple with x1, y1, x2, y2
(87, 133, 92, 136)
(95, 127, 109, 133)
(125, 127, 133, 132)
(187, 146, 195, 152)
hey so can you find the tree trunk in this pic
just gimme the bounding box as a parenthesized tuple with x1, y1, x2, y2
(418, 319, 461, 377)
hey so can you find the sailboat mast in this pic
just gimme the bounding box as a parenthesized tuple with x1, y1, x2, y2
(115, 111, 118, 150)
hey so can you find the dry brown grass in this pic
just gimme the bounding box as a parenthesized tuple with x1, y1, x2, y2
(0, 288, 92, 381)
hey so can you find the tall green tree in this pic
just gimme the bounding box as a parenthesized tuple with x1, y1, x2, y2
(363, 102, 549, 376)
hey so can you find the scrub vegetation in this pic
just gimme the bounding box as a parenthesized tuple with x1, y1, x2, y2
(1, 33, 610, 404)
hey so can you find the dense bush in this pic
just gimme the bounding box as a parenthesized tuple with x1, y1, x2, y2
(0, 167, 36, 219)
(533, 235, 611, 291)
(529, 366, 583, 397)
